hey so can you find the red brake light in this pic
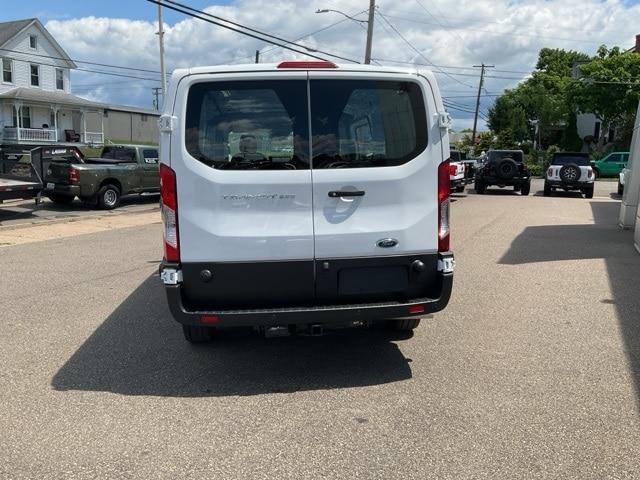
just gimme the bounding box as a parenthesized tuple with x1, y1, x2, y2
(277, 60, 337, 69)
(587, 168, 593, 179)
(69, 168, 80, 184)
(448, 163, 457, 176)
(200, 315, 220, 324)
(160, 163, 180, 262)
(438, 160, 451, 252)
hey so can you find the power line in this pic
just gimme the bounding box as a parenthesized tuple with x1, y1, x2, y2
(148, 0, 359, 63)
(374, 11, 475, 88)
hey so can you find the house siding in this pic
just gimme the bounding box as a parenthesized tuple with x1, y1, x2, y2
(0, 23, 70, 93)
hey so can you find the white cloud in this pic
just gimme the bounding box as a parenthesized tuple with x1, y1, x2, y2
(45, 0, 640, 125)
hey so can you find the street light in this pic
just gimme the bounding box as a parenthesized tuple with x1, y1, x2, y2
(316, 1, 375, 64)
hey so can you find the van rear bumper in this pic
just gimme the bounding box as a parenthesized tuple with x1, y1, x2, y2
(160, 254, 453, 328)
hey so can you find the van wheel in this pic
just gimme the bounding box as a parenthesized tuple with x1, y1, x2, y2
(182, 325, 215, 343)
(386, 318, 421, 331)
(97, 184, 121, 210)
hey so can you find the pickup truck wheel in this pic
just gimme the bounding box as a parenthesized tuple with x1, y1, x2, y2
(386, 318, 421, 331)
(584, 186, 594, 199)
(47, 193, 74, 205)
(182, 325, 215, 343)
(455, 185, 465, 193)
(97, 184, 121, 210)
(520, 182, 531, 196)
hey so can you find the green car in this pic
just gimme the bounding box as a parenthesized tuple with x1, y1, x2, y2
(591, 152, 629, 178)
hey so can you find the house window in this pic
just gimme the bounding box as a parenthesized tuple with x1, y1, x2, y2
(30, 64, 39, 86)
(2, 58, 12, 83)
(13, 107, 31, 128)
(56, 69, 64, 90)
(50, 111, 56, 128)
(29, 35, 37, 49)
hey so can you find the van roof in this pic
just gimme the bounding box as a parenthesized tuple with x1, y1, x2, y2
(173, 62, 432, 78)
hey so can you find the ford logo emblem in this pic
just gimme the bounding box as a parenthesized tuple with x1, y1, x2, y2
(377, 238, 398, 248)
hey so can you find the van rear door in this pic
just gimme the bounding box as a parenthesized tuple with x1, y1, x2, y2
(173, 72, 314, 309)
(308, 72, 444, 304)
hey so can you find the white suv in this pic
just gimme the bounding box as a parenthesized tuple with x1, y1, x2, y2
(158, 61, 454, 342)
(544, 152, 594, 198)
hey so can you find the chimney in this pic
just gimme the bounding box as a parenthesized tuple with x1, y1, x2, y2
(636, 34, 640, 53)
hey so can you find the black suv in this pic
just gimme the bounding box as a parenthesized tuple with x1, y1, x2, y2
(474, 150, 531, 195)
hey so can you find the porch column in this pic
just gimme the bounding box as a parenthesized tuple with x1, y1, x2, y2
(14, 102, 21, 141)
(81, 109, 87, 144)
(100, 111, 104, 144)
(51, 106, 59, 142)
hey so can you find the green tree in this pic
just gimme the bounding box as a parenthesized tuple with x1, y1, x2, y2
(568, 46, 640, 147)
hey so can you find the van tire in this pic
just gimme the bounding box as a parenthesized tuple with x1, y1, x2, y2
(182, 325, 215, 343)
(97, 184, 121, 210)
(386, 318, 421, 331)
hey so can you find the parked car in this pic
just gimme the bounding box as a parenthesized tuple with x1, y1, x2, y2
(618, 167, 629, 195)
(449, 150, 466, 193)
(159, 61, 455, 343)
(544, 152, 594, 198)
(591, 152, 629, 178)
(43, 144, 159, 209)
(474, 149, 531, 195)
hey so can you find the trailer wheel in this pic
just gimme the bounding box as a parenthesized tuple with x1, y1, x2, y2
(97, 184, 121, 210)
(47, 193, 74, 205)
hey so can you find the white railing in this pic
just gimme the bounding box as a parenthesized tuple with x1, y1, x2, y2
(84, 131, 104, 144)
(2, 127, 57, 143)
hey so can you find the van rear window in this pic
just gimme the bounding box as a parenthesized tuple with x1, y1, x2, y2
(185, 80, 310, 170)
(309, 80, 427, 168)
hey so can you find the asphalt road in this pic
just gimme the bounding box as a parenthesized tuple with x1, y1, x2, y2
(0, 193, 160, 228)
(1, 179, 639, 479)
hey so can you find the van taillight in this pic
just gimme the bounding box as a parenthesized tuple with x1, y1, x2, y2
(160, 163, 179, 262)
(69, 168, 80, 184)
(438, 160, 450, 252)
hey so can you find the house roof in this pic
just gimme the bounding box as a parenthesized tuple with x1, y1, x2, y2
(0, 87, 104, 109)
(0, 18, 76, 69)
(103, 104, 160, 116)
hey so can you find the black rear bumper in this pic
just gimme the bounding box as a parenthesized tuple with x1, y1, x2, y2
(161, 253, 454, 328)
(477, 175, 530, 186)
(546, 180, 593, 190)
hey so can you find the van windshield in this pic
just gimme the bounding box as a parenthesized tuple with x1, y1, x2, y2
(185, 80, 310, 170)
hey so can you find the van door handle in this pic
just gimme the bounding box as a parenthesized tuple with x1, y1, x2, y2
(328, 190, 365, 198)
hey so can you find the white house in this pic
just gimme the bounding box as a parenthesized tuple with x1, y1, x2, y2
(0, 18, 159, 147)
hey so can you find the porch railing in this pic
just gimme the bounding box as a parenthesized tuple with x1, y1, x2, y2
(2, 127, 57, 142)
(84, 131, 104, 145)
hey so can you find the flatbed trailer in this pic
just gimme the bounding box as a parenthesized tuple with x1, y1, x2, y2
(0, 150, 43, 204)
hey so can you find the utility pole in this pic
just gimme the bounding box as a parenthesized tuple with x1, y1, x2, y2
(255, 50, 260, 64)
(364, 0, 375, 64)
(152, 87, 162, 110)
(157, 2, 167, 100)
(471, 63, 494, 151)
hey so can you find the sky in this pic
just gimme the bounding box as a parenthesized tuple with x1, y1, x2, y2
(2, 0, 640, 131)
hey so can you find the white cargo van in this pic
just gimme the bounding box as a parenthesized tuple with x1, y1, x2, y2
(158, 61, 454, 342)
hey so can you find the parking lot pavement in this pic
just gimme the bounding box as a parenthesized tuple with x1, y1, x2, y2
(0, 193, 160, 228)
(2, 180, 640, 479)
